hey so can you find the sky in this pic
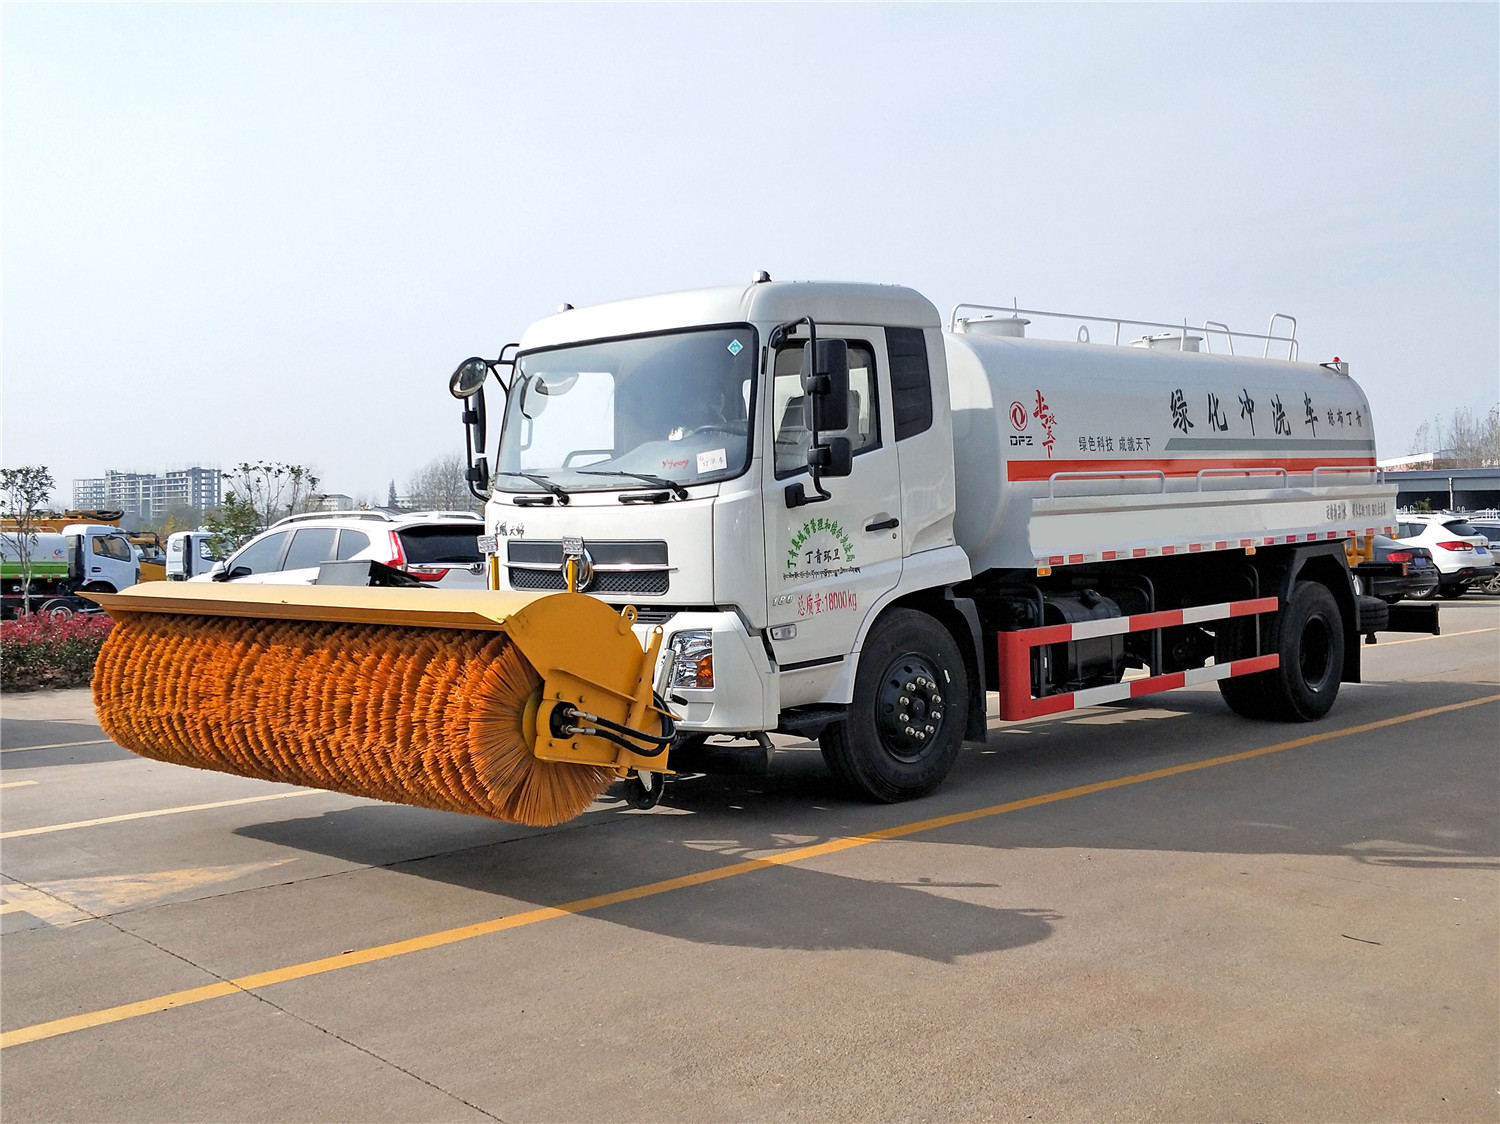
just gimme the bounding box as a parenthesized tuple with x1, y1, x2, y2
(4, 3, 1497, 509)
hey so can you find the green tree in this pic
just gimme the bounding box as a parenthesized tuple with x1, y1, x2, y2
(387, 479, 400, 509)
(0, 466, 58, 616)
(204, 492, 264, 558)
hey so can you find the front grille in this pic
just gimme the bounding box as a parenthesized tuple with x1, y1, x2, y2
(506, 539, 670, 596)
(508, 567, 670, 595)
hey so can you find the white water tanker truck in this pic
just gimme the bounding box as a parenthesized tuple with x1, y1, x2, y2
(441, 277, 1414, 803)
(90, 277, 1422, 824)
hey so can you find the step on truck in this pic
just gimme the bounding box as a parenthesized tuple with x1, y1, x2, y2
(446, 277, 1414, 803)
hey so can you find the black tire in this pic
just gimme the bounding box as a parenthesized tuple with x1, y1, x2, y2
(1237, 581, 1344, 721)
(1218, 672, 1271, 719)
(1215, 614, 1271, 718)
(1438, 584, 1468, 600)
(1356, 594, 1389, 634)
(1407, 582, 1438, 601)
(819, 610, 967, 802)
(39, 598, 77, 620)
(1219, 582, 1345, 721)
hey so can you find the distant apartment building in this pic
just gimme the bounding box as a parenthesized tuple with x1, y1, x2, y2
(71, 467, 222, 526)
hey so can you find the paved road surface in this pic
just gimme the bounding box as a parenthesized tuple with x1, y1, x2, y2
(2, 601, 1496, 1122)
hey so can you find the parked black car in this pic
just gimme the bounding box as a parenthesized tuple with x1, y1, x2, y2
(1353, 535, 1440, 604)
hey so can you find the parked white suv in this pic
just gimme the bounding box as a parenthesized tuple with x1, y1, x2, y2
(193, 511, 485, 588)
(1393, 514, 1496, 599)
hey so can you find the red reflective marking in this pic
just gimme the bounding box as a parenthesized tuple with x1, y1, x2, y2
(1189, 543, 1203, 552)
(1068, 554, 1084, 564)
(1162, 545, 1177, 555)
(1132, 548, 1149, 558)
(1102, 550, 1118, 560)
(1230, 654, 1279, 676)
(1006, 456, 1375, 482)
(1230, 596, 1280, 617)
(1132, 672, 1185, 696)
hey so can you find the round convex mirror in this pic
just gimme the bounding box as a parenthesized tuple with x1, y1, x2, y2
(448, 357, 490, 399)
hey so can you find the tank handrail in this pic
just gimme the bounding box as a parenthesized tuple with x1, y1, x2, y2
(949, 302, 1300, 359)
(1311, 465, 1379, 485)
(1264, 314, 1298, 361)
(1047, 469, 1167, 499)
(1194, 466, 1288, 490)
(1202, 320, 1234, 356)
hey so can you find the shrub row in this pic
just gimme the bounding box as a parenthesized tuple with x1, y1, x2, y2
(0, 613, 114, 691)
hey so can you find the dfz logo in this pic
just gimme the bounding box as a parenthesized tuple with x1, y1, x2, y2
(1009, 434, 1034, 446)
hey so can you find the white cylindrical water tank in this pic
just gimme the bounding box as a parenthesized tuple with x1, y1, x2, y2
(942, 332, 1379, 573)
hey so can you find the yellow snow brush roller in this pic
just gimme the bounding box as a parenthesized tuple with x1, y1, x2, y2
(89, 582, 676, 826)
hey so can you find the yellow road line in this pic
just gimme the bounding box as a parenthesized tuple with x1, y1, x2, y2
(0, 791, 323, 840)
(0, 739, 114, 754)
(4, 692, 1496, 1050)
(0, 781, 39, 790)
(1372, 626, 1498, 647)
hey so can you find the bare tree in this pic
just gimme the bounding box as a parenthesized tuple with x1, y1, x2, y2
(222, 462, 321, 530)
(1, 466, 58, 616)
(1409, 406, 1500, 468)
(406, 454, 478, 512)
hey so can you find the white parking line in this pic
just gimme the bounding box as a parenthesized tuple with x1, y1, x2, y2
(0, 739, 114, 754)
(0, 790, 324, 840)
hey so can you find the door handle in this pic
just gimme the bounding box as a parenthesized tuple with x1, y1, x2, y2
(864, 517, 899, 532)
(91, 566, 102, 572)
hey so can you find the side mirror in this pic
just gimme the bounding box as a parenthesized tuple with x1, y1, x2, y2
(801, 339, 849, 431)
(449, 358, 490, 399)
(807, 436, 852, 478)
(208, 561, 229, 582)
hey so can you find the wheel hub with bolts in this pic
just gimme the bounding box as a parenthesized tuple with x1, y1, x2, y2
(877, 655, 946, 761)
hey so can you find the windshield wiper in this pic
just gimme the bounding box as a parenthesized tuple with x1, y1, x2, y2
(577, 470, 689, 501)
(495, 472, 571, 505)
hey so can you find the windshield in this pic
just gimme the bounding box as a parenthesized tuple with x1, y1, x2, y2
(494, 326, 757, 494)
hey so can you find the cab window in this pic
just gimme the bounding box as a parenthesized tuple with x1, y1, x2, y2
(772, 340, 879, 478)
(91, 535, 134, 562)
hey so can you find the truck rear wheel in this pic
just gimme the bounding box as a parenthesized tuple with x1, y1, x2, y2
(819, 610, 967, 802)
(1218, 581, 1343, 722)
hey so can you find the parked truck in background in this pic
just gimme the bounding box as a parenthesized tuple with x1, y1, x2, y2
(445, 277, 1420, 804)
(0, 523, 140, 619)
(1, 510, 166, 583)
(165, 530, 221, 580)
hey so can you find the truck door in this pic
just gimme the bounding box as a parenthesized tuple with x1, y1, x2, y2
(85, 531, 138, 590)
(763, 329, 904, 672)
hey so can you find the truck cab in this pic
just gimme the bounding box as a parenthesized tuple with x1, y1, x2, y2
(64, 524, 140, 593)
(461, 281, 964, 740)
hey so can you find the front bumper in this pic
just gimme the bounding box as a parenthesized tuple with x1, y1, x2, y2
(632, 610, 777, 733)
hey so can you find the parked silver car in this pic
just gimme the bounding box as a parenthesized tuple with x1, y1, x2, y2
(193, 511, 486, 588)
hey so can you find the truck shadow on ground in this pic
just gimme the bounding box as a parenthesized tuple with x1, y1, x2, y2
(234, 680, 1497, 961)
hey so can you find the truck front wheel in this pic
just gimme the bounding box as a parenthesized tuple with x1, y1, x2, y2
(1219, 581, 1344, 722)
(820, 610, 967, 802)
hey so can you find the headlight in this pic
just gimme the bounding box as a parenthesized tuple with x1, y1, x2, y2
(667, 630, 714, 689)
